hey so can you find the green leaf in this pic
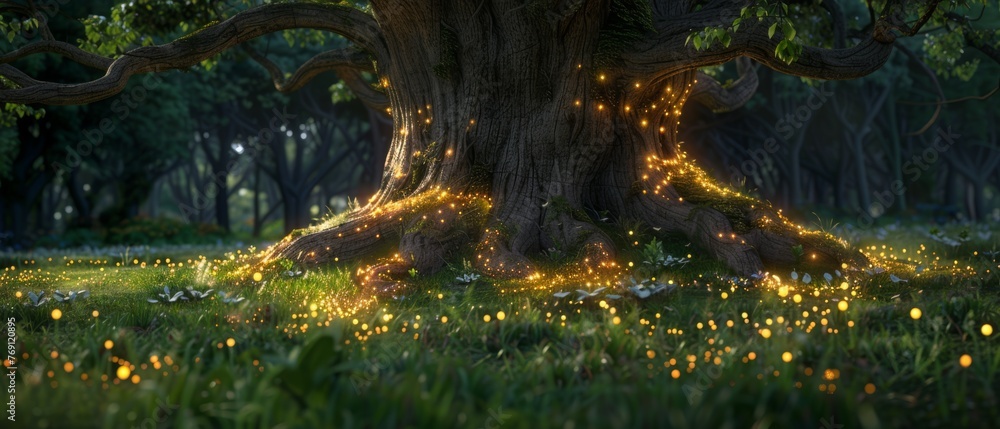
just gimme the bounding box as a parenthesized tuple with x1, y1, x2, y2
(768, 23, 777, 39)
(783, 20, 796, 41)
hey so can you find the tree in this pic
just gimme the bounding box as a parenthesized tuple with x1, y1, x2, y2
(2, 0, 997, 292)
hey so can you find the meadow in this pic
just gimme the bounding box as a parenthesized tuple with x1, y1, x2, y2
(1, 222, 998, 428)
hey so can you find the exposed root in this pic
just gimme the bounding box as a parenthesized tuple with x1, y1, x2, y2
(260, 189, 489, 269)
(358, 260, 412, 296)
(475, 227, 536, 279)
(627, 155, 867, 276)
(541, 211, 616, 256)
(262, 208, 401, 268)
(359, 208, 480, 297)
(635, 196, 764, 274)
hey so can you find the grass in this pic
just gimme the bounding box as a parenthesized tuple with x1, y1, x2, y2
(1, 222, 998, 428)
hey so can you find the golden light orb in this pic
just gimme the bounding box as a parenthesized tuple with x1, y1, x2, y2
(959, 354, 972, 368)
(116, 365, 131, 380)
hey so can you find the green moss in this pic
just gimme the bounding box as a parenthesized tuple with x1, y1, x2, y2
(670, 170, 756, 234)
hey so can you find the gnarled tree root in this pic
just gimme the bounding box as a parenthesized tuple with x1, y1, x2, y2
(259, 178, 866, 296)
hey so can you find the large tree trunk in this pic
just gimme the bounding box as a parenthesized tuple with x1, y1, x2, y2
(267, 1, 864, 293)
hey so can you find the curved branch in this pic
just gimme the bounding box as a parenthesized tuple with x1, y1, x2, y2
(690, 57, 758, 113)
(243, 44, 388, 111)
(242, 45, 374, 91)
(335, 68, 390, 111)
(0, 2, 386, 105)
(0, 40, 113, 70)
(0, 64, 42, 87)
(626, 0, 941, 81)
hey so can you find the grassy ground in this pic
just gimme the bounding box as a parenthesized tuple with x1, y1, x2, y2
(1, 222, 998, 428)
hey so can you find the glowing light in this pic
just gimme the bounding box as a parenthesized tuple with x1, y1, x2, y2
(226, 338, 236, 347)
(104, 340, 114, 350)
(760, 328, 772, 339)
(51, 309, 62, 320)
(982, 324, 993, 336)
(864, 383, 876, 394)
(910, 308, 922, 320)
(497, 311, 506, 321)
(92, 310, 99, 318)
(781, 352, 793, 362)
(253, 272, 263, 282)
(483, 314, 491, 322)
(116, 366, 131, 380)
(63, 362, 74, 373)
(440, 316, 448, 324)
(837, 301, 848, 311)
(959, 354, 972, 367)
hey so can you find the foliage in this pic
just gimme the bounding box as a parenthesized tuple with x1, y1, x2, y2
(147, 285, 214, 304)
(53, 290, 91, 304)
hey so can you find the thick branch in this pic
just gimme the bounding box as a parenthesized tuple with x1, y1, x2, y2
(0, 3, 386, 105)
(0, 64, 41, 87)
(242, 45, 375, 93)
(243, 44, 388, 111)
(627, 0, 942, 81)
(690, 57, 758, 113)
(0, 40, 113, 70)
